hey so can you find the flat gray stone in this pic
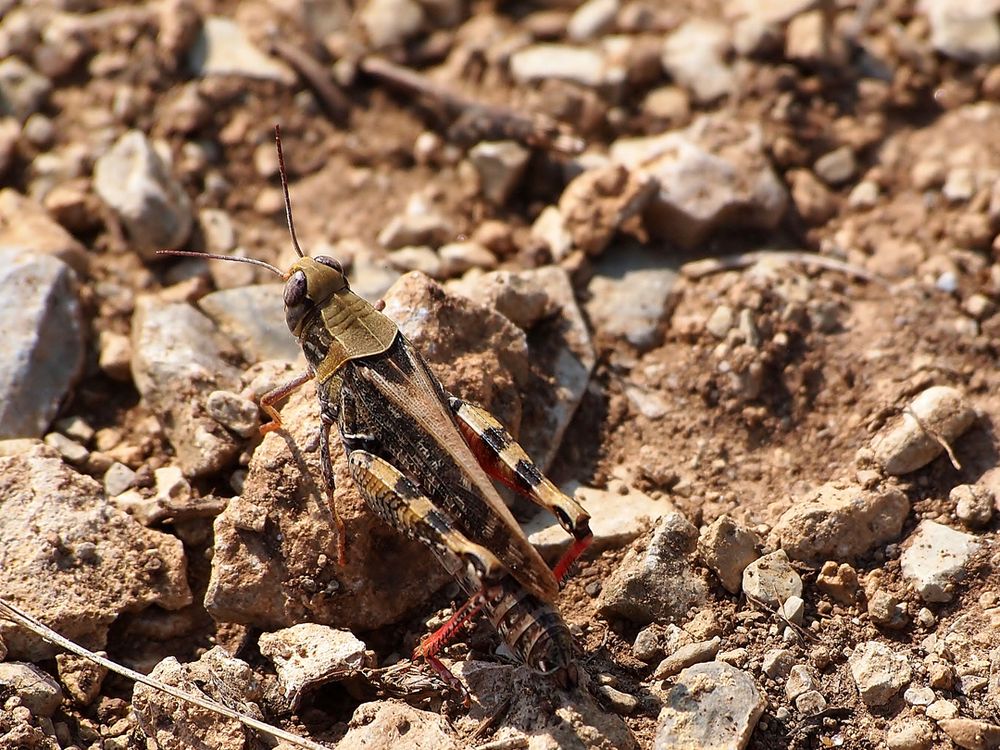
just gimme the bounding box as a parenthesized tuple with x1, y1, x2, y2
(655, 662, 765, 750)
(198, 284, 302, 364)
(0, 249, 84, 439)
(189, 17, 295, 82)
(654, 637, 721, 679)
(131, 296, 242, 477)
(900, 520, 981, 603)
(586, 243, 680, 351)
(93, 130, 193, 259)
(597, 512, 708, 625)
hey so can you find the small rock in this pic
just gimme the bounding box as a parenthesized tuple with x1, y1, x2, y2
(848, 180, 880, 208)
(359, 0, 426, 49)
(814, 146, 857, 186)
(198, 208, 236, 254)
(258, 624, 367, 705)
(510, 44, 607, 89)
(585, 243, 680, 350)
(951, 484, 994, 528)
(781, 595, 805, 625)
(633, 624, 667, 662)
(732, 16, 783, 57)
(654, 662, 765, 750)
(597, 513, 709, 625)
(610, 116, 788, 248)
(900, 520, 981, 603)
(531, 205, 573, 260)
(654, 637, 721, 679)
(943, 167, 976, 202)
(0, 194, 89, 275)
(887, 716, 936, 750)
(661, 19, 734, 104)
(468, 140, 530, 204)
(55, 653, 106, 706)
(770, 481, 909, 563)
(55, 416, 93, 445)
(926, 699, 959, 720)
(93, 130, 193, 259)
(789, 168, 837, 225)
(642, 85, 691, 125)
(742, 550, 802, 608)
(762, 649, 796, 679)
(697, 515, 760, 593)
(526, 480, 669, 560)
(937, 718, 1000, 750)
(438, 241, 497, 277)
(871, 386, 976, 475)
(849, 640, 912, 706)
(558, 164, 656, 256)
(904, 685, 936, 706)
(388, 246, 442, 278)
(786, 10, 847, 64)
(816, 561, 859, 604)
(198, 284, 301, 364)
(0, 249, 85, 439)
(0, 57, 51, 122)
(103, 462, 137, 497)
(568, 0, 619, 41)
(964, 293, 997, 321)
(133, 648, 265, 750)
(377, 212, 452, 249)
(706, 305, 735, 338)
(0, 663, 62, 717)
(44, 432, 89, 465)
(597, 684, 639, 715)
(920, 0, 1000, 64)
(795, 690, 827, 715)
(189, 17, 295, 82)
(205, 390, 260, 438)
(868, 590, 909, 629)
(99, 331, 133, 381)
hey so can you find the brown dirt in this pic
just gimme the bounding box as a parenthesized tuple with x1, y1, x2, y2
(4, 0, 1000, 748)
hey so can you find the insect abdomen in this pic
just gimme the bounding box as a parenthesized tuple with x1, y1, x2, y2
(483, 578, 578, 687)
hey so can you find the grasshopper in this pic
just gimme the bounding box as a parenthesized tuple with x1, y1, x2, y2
(160, 127, 593, 691)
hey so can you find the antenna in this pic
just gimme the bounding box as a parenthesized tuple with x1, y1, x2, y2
(155, 250, 285, 277)
(274, 124, 304, 258)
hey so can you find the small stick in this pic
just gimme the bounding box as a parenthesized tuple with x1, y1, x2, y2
(267, 39, 351, 123)
(0, 597, 331, 750)
(473, 736, 529, 750)
(359, 56, 583, 154)
(680, 250, 885, 287)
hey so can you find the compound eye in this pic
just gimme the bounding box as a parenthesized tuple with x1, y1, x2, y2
(284, 270, 308, 307)
(315, 256, 344, 275)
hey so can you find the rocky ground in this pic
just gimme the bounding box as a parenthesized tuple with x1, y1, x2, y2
(1, 0, 1000, 748)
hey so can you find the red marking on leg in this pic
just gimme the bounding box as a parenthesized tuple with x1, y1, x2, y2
(552, 533, 593, 584)
(416, 592, 485, 661)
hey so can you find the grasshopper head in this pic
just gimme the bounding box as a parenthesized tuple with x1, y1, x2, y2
(283, 255, 349, 336)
